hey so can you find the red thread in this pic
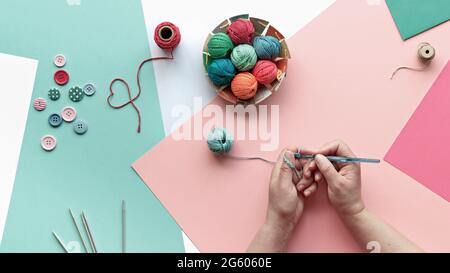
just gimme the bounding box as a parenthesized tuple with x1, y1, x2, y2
(108, 22, 180, 133)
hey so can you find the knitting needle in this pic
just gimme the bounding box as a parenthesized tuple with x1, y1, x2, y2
(69, 208, 89, 253)
(122, 200, 126, 253)
(294, 153, 380, 164)
(52, 231, 69, 253)
(81, 212, 98, 253)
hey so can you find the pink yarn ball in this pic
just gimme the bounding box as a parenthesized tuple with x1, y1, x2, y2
(227, 19, 255, 45)
(252, 60, 278, 85)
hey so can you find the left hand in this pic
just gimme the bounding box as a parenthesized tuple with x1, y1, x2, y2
(266, 147, 318, 232)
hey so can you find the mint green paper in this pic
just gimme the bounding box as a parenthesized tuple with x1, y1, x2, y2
(386, 0, 450, 40)
(0, 0, 183, 252)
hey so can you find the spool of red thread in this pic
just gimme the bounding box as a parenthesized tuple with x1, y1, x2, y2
(253, 60, 278, 85)
(108, 22, 181, 133)
(154, 22, 181, 50)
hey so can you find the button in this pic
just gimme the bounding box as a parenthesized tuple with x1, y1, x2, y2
(48, 113, 63, 127)
(83, 83, 96, 96)
(41, 135, 57, 151)
(53, 54, 66, 67)
(33, 98, 46, 111)
(73, 119, 88, 135)
(69, 86, 84, 102)
(61, 106, 77, 122)
(48, 88, 61, 101)
(54, 70, 69, 86)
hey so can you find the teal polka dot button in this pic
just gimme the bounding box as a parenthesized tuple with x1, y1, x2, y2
(73, 119, 88, 135)
(48, 113, 63, 127)
(68, 86, 84, 102)
(48, 88, 61, 101)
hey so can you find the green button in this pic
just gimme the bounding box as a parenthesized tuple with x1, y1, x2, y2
(48, 88, 61, 101)
(68, 86, 84, 102)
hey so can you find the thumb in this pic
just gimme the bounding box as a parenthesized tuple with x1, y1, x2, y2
(314, 154, 340, 184)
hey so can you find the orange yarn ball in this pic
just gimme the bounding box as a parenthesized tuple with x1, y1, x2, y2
(231, 72, 258, 100)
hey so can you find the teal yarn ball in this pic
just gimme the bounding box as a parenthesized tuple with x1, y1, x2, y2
(207, 59, 236, 86)
(207, 33, 234, 59)
(253, 36, 281, 60)
(230, 44, 258, 71)
(207, 127, 233, 155)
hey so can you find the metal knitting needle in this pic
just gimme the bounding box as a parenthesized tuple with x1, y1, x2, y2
(81, 212, 98, 253)
(69, 208, 89, 253)
(122, 200, 126, 253)
(52, 231, 69, 253)
(294, 153, 380, 164)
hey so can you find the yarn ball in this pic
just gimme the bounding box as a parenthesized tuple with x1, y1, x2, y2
(227, 19, 255, 45)
(207, 59, 236, 86)
(231, 72, 258, 100)
(207, 127, 233, 155)
(253, 36, 281, 60)
(252, 60, 278, 85)
(207, 33, 234, 59)
(230, 44, 258, 71)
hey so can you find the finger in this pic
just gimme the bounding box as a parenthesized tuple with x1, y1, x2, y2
(302, 160, 315, 179)
(303, 182, 318, 197)
(284, 147, 303, 172)
(283, 151, 302, 184)
(276, 150, 294, 185)
(314, 154, 340, 187)
(314, 171, 322, 183)
(296, 171, 314, 192)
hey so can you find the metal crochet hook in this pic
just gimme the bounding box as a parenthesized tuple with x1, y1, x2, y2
(294, 153, 380, 164)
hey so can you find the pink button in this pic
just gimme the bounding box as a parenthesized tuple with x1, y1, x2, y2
(41, 135, 57, 151)
(61, 106, 77, 122)
(54, 54, 66, 68)
(34, 98, 46, 111)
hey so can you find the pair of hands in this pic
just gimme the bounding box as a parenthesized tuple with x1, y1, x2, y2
(265, 140, 365, 233)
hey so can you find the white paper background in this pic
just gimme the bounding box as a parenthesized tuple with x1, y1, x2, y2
(141, 0, 336, 253)
(0, 53, 38, 245)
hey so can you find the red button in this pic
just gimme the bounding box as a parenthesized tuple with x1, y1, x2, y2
(54, 70, 69, 86)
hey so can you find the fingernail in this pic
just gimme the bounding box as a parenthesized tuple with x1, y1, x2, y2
(315, 173, 320, 181)
(304, 190, 310, 196)
(315, 154, 325, 166)
(298, 183, 305, 191)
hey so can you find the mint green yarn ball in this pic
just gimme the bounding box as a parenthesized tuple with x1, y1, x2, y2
(207, 127, 233, 155)
(207, 33, 234, 59)
(230, 44, 258, 71)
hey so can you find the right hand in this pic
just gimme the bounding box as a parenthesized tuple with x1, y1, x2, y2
(302, 140, 365, 217)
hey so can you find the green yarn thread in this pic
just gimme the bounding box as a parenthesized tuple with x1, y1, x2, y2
(207, 127, 233, 155)
(207, 33, 234, 59)
(230, 44, 258, 71)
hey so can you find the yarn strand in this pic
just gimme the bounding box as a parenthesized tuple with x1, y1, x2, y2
(390, 65, 427, 80)
(108, 51, 174, 133)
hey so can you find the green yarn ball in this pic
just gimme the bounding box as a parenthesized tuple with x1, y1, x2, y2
(207, 33, 234, 59)
(230, 44, 258, 71)
(207, 127, 233, 155)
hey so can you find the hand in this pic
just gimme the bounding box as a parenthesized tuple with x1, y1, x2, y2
(266, 147, 317, 232)
(302, 140, 365, 217)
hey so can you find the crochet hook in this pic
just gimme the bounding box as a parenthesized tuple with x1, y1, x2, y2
(294, 153, 380, 164)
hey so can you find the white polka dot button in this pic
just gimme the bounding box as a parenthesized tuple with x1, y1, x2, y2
(41, 135, 57, 151)
(61, 106, 77, 122)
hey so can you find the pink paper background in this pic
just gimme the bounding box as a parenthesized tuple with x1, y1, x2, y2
(385, 60, 450, 202)
(133, 0, 450, 252)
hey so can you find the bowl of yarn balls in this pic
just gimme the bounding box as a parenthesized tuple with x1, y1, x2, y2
(203, 14, 290, 105)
